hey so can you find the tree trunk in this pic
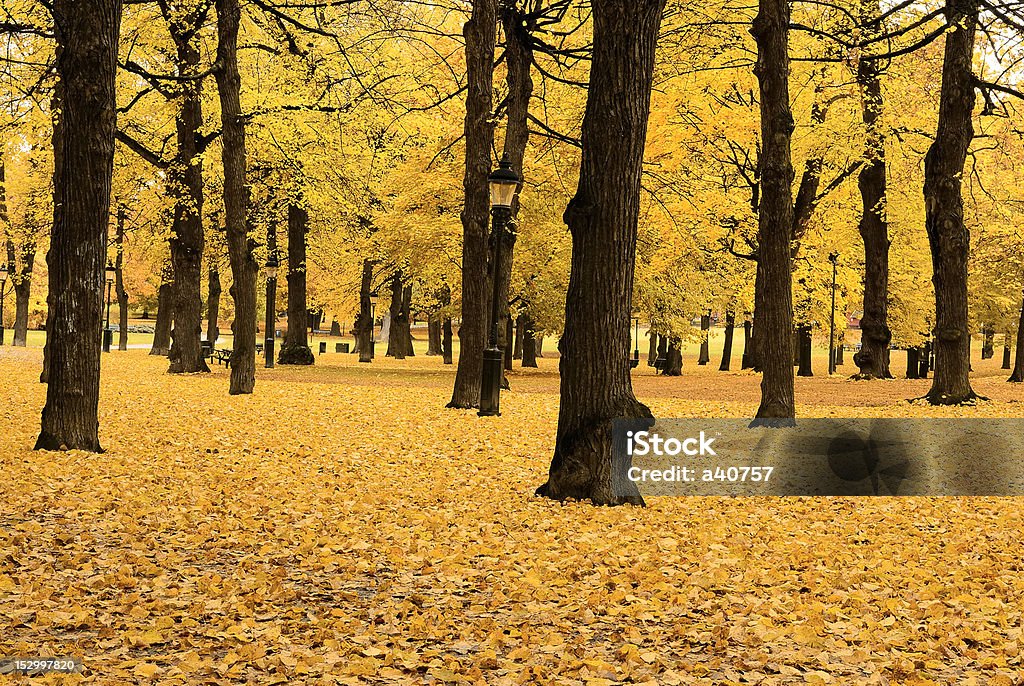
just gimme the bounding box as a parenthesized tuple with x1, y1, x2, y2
(40, 90, 62, 384)
(751, 0, 796, 421)
(647, 325, 657, 366)
(356, 258, 374, 363)
(5, 238, 35, 348)
(448, 0, 496, 409)
(167, 37, 209, 374)
(442, 318, 453, 364)
(741, 319, 753, 369)
(1002, 331, 1012, 370)
(923, 0, 978, 404)
(426, 317, 442, 355)
(114, 205, 128, 350)
(35, 0, 121, 452)
(387, 273, 412, 359)
(504, 316, 514, 371)
(278, 203, 314, 365)
(522, 314, 538, 367)
(837, 331, 846, 365)
(206, 267, 221, 344)
(920, 340, 932, 379)
(906, 347, 920, 379)
(513, 312, 525, 359)
(151, 272, 173, 355)
(662, 340, 682, 376)
(720, 311, 735, 371)
(981, 324, 994, 359)
(698, 310, 711, 364)
(536, 335, 544, 357)
(536, 0, 665, 506)
(215, 0, 257, 394)
(797, 324, 813, 377)
(1010, 295, 1024, 382)
(854, 39, 892, 379)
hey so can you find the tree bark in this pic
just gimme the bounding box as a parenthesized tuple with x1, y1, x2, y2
(207, 267, 221, 344)
(662, 340, 682, 376)
(513, 312, 525, 359)
(387, 272, 412, 359)
(1009, 295, 1024, 382)
(114, 205, 128, 350)
(720, 311, 735, 371)
(536, 0, 665, 506)
(278, 203, 314, 365)
(151, 269, 173, 355)
(5, 239, 35, 348)
(647, 325, 657, 366)
(522, 313, 538, 367)
(448, 0, 496, 409)
(797, 324, 813, 377)
(922, 0, 979, 404)
(751, 0, 796, 421)
(1002, 330, 1012, 370)
(36, 0, 121, 452)
(981, 324, 994, 359)
(356, 258, 374, 363)
(536, 335, 544, 357)
(854, 37, 892, 379)
(906, 347, 920, 379)
(741, 319, 753, 368)
(426, 317, 442, 355)
(442, 318, 453, 364)
(215, 0, 257, 394)
(504, 316, 514, 371)
(167, 36, 209, 374)
(698, 310, 711, 364)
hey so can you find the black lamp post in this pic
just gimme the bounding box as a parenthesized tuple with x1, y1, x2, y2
(103, 261, 115, 353)
(631, 317, 640, 369)
(479, 155, 520, 417)
(368, 293, 378, 359)
(264, 253, 279, 368)
(0, 262, 8, 346)
(828, 251, 839, 375)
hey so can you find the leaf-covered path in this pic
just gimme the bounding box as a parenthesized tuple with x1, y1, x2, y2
(1, 351, 1022, 684)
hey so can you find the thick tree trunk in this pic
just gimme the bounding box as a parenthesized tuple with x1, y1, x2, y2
(36, 0, 121, 452)
(215, 0, 257, 394)
(854, 49, 892, 379)
(536, 335, 544, 357)
(797, 324, 813, 377)
(922, 0, 978, 403)
(906, 348, 920, 378)
(5, 238, 35, 348)
(920, 340, 932, 379)
(1002, 331, 1012, 370)
(662, 340, 682, 376)
(751, 0, 796, 421)
(206, 267, 221, 344)
(426, 317, 442, 356)
(278, 203, 314, 365)
(513, 312, 525, 359)
(1010, 296, 1024, 382)
(114, 206, 128, 350)
(522, 314, 538, 367)
(720, 311, 735, 371)
(40, 91, 62, 384)
(981, 324, 994, 359)
(387, 273, 412, 359)
(698, 311, 711, 364)
(167, 39, 209, 374)
(536, 0, 665, 506)
(448, 0, 496, 409)
(442, 318, 453, 364)
(356, 258, 374, 363)
(503, 316, 514, 371)
(741, 319, 753, 369)
(151, 273, 173, 355)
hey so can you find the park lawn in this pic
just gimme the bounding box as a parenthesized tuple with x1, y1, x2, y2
(1, 349, 1023, 684)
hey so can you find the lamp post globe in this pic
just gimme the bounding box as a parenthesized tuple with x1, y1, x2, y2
(479, 155, 520, 417)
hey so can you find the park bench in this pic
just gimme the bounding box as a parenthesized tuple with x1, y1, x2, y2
(213, 349, 232, 366)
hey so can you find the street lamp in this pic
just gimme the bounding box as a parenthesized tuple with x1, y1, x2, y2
(631, 317, 640, 369)
(828, 251, 839, 375)
(368, 292, 379, 360)
(479, 154, 520, 417)
(264, 253, 279, 368)
(103, 261, 116, 353)
(0, 263, 8, 346)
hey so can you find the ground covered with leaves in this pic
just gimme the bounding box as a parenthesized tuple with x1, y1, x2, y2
(1, 348, 1023, 685)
